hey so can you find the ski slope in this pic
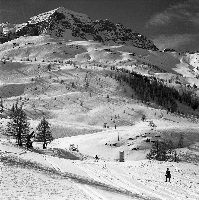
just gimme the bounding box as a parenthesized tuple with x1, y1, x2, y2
(0, 139, 198, 200)
(0, 35, 199, 200)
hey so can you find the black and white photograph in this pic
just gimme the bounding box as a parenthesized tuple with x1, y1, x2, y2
(0, 0, 199, 199)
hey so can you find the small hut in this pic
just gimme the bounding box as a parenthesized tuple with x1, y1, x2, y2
(119, 151, 124, 162)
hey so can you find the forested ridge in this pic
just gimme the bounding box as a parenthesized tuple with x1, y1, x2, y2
(110, 68, 199, 114)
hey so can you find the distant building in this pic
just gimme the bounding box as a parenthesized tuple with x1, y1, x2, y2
(163, 48, 176, 52)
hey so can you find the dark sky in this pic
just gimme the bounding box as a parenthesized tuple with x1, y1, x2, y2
(0, 0, 199, 51)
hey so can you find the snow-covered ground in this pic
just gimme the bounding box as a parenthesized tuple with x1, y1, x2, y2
(0, 35, 199, 200)
(0, 139, 199, 200)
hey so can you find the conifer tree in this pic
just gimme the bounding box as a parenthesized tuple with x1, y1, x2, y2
(178, 134, 184, 148)
(35, 117, 53, 149)
(0, 97, 3, 112)
(7, 102, 30, 146)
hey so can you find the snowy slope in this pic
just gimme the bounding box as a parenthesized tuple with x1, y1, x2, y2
(0, 139, 199, 200)
(184, 53, 199, 69)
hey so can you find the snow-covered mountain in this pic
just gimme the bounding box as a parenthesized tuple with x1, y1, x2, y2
(184, 52, 199, 69)
(0, 7, 158, 50)
(1, 7, 199, 200)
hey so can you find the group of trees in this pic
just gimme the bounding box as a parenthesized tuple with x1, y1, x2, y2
(112, 69, 199, 113)
(6, 102, 53, 149)
(147, 135, 184, 162)
(146, 140, 178, 162)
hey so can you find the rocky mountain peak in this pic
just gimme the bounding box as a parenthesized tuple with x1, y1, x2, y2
(28, 7, 92, 25)
(0, 7, 158, 51)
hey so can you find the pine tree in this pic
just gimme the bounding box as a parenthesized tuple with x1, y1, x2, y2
(178, 134, 184, 148)
(7, 102, 30, 146)
(0, 97, 3, 112)
(35, 117, 53, 149)
(11, 103, 15, 113)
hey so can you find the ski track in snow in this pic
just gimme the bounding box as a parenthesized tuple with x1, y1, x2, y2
(0, 143, 159, 200)
(0, 143, 198, 200)
(44, 155, 154, 200)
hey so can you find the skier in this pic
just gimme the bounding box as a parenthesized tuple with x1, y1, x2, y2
(95, 155, 99, 162)
(165, 168, 171, 182)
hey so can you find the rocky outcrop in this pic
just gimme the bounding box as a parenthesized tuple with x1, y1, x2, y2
(1, 7, 158, 51)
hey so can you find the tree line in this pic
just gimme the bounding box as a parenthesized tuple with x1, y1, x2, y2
(110, 68, 199, 113)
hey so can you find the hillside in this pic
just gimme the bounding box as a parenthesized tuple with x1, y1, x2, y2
(0, 7, 199, 200)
